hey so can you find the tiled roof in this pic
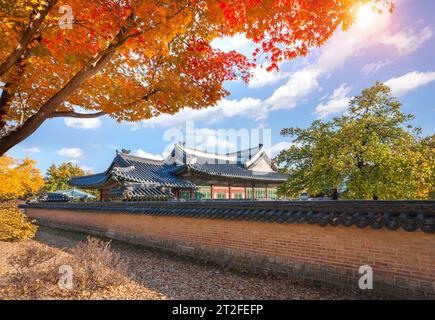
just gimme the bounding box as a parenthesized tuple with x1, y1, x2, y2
(22, 200, 435, 233)
(39, 192, 70, 202)
(69, 152, 195, 189)
(112, 153, 195, 188)
(68, 172, 111, 188)
(166, 143, 264, 165)
(69, 146, 288, 190)
(169, 163, 288, 182)
(55, 189, 96, 199)
(109, 183, 173, 201)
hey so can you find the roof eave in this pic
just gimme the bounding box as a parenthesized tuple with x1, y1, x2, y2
(182, 165, 288, 183)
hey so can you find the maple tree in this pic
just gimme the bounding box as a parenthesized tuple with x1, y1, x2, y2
(0, 0, 393, 155)
(276, 83, 434, 200)
(0, 155, 44, 200)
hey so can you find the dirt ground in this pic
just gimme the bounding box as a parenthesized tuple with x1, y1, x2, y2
(0, 226, 371, 300)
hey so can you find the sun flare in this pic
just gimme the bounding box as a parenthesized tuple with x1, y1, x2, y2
(356, 4, 378, 30)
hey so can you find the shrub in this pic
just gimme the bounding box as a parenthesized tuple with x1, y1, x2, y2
(69, 237, 127, 292)
(1, 237, 128, 299)
(0, 202, 37, 241)
(5, 244, 60, 299)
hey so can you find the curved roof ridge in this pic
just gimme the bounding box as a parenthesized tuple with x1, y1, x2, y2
(117, 151, 164, 165)
(175, 143, 236, 161)
(226, 145, 261, 156)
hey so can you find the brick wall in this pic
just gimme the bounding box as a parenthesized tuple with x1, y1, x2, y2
(26, 207, 434, 299)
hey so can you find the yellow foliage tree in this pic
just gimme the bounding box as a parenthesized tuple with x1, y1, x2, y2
(0, 202, 37, 241)
(0, 155, 44, 200)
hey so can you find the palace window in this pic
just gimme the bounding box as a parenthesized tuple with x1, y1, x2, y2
(217, 193, 227, 199)
(180, 191, 190, 199)
(195, 191, 211, 199)
(246, 189, 254, 199)
(255, 189, 266, 199)
(267, 188, 277, 199)
(195, 186, 211, 199)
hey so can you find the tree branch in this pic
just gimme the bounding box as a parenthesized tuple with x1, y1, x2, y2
(50, 111, 106, 118)
(0, 7, 188, 156)
(0, 0, 58, 77)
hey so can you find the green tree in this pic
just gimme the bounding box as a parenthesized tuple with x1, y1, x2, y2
(43, 162, 99, 198)
(276, 82, 434, 200)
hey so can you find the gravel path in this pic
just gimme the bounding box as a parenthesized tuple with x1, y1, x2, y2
(0, 226, 365, 300)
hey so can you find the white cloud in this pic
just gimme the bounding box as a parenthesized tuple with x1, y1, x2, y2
(268, 142, 294, 157)
(56, 148, 83, 158)
(64, 118, 101, 130)
(362, 60, 391, 75)
(131, 5, 431, 128)
(211, 34, 253, 56)
(385, 71, 435, 96)
(380, 26, 432, 55)
(314, 8, 392, 74)
(248, 64, 289, 88)
(22, 147, 40, 154)
(141, 97, 267, 128)
(66, 159, 79, 164)
(80, 165, 94, 173)
(264, 6, 393, 112)
(315, 84, 352, 119)
(190, 128, 237, 152)
(134, 149, 164, 160)
(265, 68, 321, 110)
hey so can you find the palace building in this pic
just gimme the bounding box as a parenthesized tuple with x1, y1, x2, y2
(69, 142, 288, 201)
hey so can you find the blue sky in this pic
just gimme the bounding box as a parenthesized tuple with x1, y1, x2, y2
(8, 0, 435, 175)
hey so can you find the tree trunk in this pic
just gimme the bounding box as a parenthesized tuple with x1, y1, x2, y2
(0, 41, 119, 155)
(331, 188, 339, 200)
(0, 59, 28, 130)
(0, 111, 49, 155)
(0, 83, 13, 129)
(0, 11, 156, 156)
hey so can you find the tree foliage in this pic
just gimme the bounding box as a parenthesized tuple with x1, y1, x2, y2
(0, 202, 37, 241)
(43, 162, 99, 197)
(276, 82, 434, 200)
(0, 0, 393, 154)
(0, 155, 44, 200)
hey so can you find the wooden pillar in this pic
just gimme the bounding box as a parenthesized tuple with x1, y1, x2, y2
(211, 185, 214, 199)
(265, 185, 268, 199)
(252, 185, 255, 199)
(228, 184, 231, 199)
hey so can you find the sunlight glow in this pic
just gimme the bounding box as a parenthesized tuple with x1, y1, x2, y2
(356, 4, 379, 30)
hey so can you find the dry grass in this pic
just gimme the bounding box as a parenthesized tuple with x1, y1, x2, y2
(1, 237, 129, 299)
(68, 237, 127, 293)
(0, 227, 370, 300)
